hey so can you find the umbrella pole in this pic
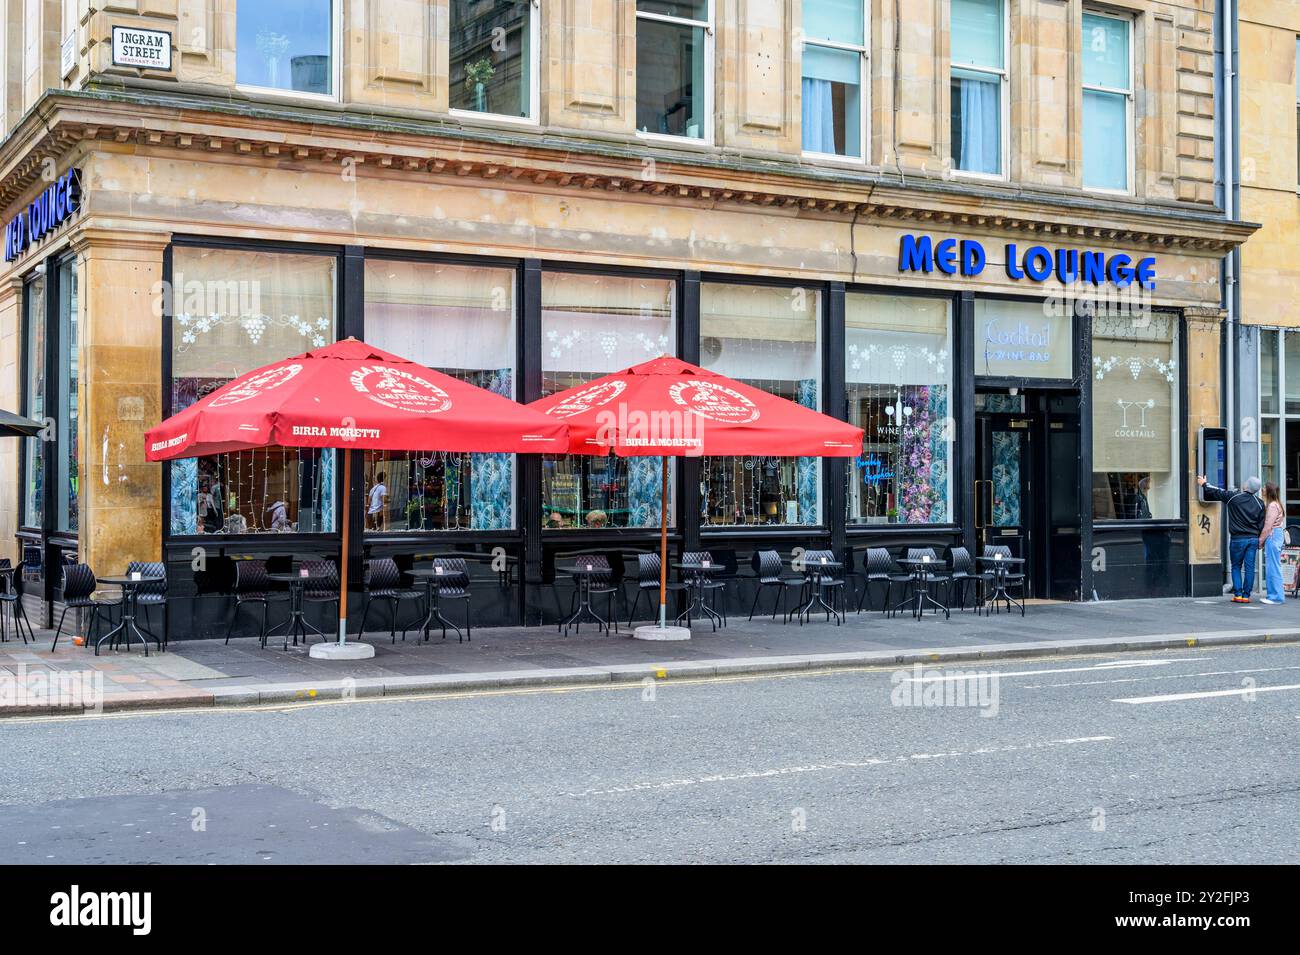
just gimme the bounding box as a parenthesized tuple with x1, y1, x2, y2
(658, 454, 668, 629)
(338, 449, 351, 644)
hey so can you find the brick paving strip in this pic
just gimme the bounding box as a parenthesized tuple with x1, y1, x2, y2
(2, 596, 1299, 717)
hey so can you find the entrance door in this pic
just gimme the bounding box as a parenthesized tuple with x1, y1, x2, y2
(1045, 401, 1082, 600)
(976, 411, 1035, 592)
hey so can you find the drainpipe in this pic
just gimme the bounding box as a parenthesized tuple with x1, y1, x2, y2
(1221, 0, 1238, 488)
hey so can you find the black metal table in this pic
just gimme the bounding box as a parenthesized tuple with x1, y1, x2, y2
(794, 559, 844, 626)
(557, 563, 609, 635)
(977, 556, 1025, 616)
(672, 561, 723, 630)
(264, 571, 328, 648)
(408, 567, 463, 642)
(95, 574, 164, 655)
(890, 558, 950, 620)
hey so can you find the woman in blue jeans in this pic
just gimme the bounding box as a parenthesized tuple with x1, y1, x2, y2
(1259, 482, 1286, 605)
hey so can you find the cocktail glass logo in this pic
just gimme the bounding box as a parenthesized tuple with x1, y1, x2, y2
(1115, 398, 1156, 438)
(668, 380, 760, 424)
(209, 364, 302, 407)
(350, 365, 452, 414)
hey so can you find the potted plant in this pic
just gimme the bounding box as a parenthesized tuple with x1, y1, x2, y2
(406, 497, 424, 530)
(465, 58, 495, 112)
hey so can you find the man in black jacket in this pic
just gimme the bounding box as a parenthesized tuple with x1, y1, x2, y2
(1198, 475, 1265, 602)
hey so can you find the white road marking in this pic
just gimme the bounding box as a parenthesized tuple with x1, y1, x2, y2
(904, 659, 1205, 683)
(561, 736, 1115, 798)
(1113, 683, 1300, 705)
(1023, 665, 1300, 689)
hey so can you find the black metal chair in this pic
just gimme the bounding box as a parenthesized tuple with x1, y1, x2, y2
(0, 561, 37, 645)
(747, 550, 806, 621)
(944, 546, 990, 611)
(626, 553, 688, 626)
(223, 559, 290, 647)
(127, 560, 169, 651)
(683, 550, 728, 626)
(360, 558, 426, 643)
(300, 559, 340, 640)
(857, 547, 911, 614)
(53, 563, 122, 652)
(799, 549, 846, 624)
(431, 557, 473, 642)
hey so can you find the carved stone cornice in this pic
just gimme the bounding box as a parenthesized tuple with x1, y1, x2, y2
(0, 90, 1261, 257)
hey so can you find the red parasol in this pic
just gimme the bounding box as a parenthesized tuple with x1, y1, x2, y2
(529, 356, 863, 632)
(146, 338, 568, 651)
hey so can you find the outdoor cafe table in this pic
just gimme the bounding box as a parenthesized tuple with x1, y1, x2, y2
(407, 567, 463, 642)
(977, 555, 1026, 616)
(556, 562, 611, 635)
(794, 558, 844, 626)
(891, 558, 951, 621)
(671, 561, 723, 631)
(265, 571, 329, 649)
(95, 573, 165, 656)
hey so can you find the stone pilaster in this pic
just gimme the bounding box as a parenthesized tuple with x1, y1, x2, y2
(1186, 306, 1223, 565)
(70, 227, 170, 574)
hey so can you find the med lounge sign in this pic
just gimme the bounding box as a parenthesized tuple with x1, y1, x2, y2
(3, 169, 82, 263)
(898, 234, 1157, 290)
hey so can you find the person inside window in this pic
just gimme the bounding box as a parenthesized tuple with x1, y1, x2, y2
(367, 471, 388, 531)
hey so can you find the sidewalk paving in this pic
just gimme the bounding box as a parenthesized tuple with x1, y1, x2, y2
(3, 595, 1300, 716)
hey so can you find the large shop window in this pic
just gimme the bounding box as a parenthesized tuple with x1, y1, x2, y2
(1092, 313, 1181, 521)
(1082, 11, 1132, 192)
(362, 260, 517, 532)
(801, 0, 867, 159)
(950, 0, 1005, 177)
(449, 0, 533, 119)
(56, 258, 79, 533)
(636, 1, 710, 141)
(699, 283, 822, 527)
(845, 293, 953, 525)
(236, 0, 335, 97)
(541, 272, 677, 530)
(169, 248, 337, 536)
(22, 274, 45, 528)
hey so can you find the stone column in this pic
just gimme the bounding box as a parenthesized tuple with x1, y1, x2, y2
(1185, 307, 1223, 566)
(0, 274, 23, 561)
(71, 227, 171, 575)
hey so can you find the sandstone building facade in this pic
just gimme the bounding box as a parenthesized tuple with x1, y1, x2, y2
(0, 1, 1258, 632)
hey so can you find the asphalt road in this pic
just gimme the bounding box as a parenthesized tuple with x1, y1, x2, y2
(1, 642, 1297, 864)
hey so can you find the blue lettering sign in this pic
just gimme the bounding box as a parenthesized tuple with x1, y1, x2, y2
(3, 168, 81, 263)
(898, 234, 1158, 290)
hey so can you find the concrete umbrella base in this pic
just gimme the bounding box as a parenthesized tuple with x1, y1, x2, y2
(309, 641, 376, 660)
(632, 625, 692, 642)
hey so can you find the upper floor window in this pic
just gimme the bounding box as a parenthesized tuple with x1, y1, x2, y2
(801, 0, 868, 159)
(1082, 11, 1133, 192)
(950, 0, 1005, 177)
(450, 0, 536, 120)
(236, 0, 336, 98)
(636, 1, 712, 141)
